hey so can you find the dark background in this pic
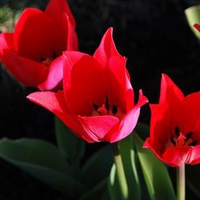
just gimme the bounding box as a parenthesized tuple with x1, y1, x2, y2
(1, 0, 200, 199)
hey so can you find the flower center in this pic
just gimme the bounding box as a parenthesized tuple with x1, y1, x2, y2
(40, 52, 57, 66)
(166, 126, 198, 148)
(92, 96, 124, 119)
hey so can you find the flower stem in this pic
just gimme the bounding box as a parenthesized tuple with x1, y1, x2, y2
(177, 164, 185, 200)
(111, 142, 129, 200)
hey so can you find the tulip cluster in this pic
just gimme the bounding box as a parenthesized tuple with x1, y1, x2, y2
(1, 0, 200, 200)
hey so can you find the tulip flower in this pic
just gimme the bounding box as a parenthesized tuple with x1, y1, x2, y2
(27, 27, 148, 143)
(143, 74, 200, 167)
(0, 0, 78, 90)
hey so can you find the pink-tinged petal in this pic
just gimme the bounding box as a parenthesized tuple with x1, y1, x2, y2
(14, 8, 58, 61)
(106, 90, 148, 143)
(189, 145, 200, 165)
(194, 24, 200, 32)
(27, 90, 70, 124)
(79, 115, 119, 142)
(145, 141, 200, 167)
(27, 91, 102, 143)
(94, 27, 123, 67)
(1, 53, 48, 87)
(159, 73, 184, 104)
(45, 0, 76, 27)
(38, 55, 65, 91)
(63, 51, 104, 116)
(0, 33, 14, 55)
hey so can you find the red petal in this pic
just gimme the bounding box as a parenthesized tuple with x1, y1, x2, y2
(79, 115, 119, 142)
(94, 27, 123, 67)
(0, 33, 14, 55)
(63, 51, 104, 116)
(178, 92, 200, 140)
(1, 53, 48, 87)
(14, 8, 58, 61)
(64, 14, 79, 51)
(149, 103, 171, 149)
(45, 0, 76, 27)
(27, 90, 102, 143)
(162, 146, 193, 167)
(194, 24, 200, 32)
(159, 74, 184, 104)
(27, 90, 69, 120)
(104, 55, 131, 111)
(38, 55, 65, 91)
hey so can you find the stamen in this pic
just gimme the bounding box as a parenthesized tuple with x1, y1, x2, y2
(93, 103, 98, 110)
(185, 132, 193, 141)
(189, 140, 198, 146)
(174, 126, 180, 137)
(112, 105, 118, 114)
(105, 96, 109, 111)
(170, 136, 176, 146)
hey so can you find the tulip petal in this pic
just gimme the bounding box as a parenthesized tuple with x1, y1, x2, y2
(79, 116, 119, 142)
(179, 92, 200, 139)
(159, 74, 184, 104)
(194, 23, 200, 32)
(27, 91, 101, 143)
(38, 55, 65, 91)
(1, 53, 48, 87)
(149, 103, 171, 147)
(63, 52, 104, 116)
(107, 90, 148, 143)
(0, 33, 14, 55)
(189, 145, 200, 165)
(105, 55, 131, 111)
(94, 27, 122, 67)
(162, 146, 193, 167)
(63, 14, 79, 51)
(45, 0, 76, 27)
(14, 8, 58, 61)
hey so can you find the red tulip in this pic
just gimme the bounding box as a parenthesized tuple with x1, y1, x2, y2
(194, 23, 200, 32)
(27, 27, 148, 143)
(143, 74, 200, 167)
(0, 0, 78, 90)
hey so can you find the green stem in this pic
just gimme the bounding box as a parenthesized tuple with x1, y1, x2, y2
(177, 164, 185, 200)
(111, 142, 129, 200)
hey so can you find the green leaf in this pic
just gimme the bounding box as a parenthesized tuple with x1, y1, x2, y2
(79, 178, 110, 200)
(108, 164, 121, 200)
(185, 5, 200, 41)
(55, 116, 85, 161)
(135, 122, 150, 140)
(0, 138, 86, 198)
(108, 134, 141, 200)
(81, 144, 113, 188)
(133, 133, 176, 200)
